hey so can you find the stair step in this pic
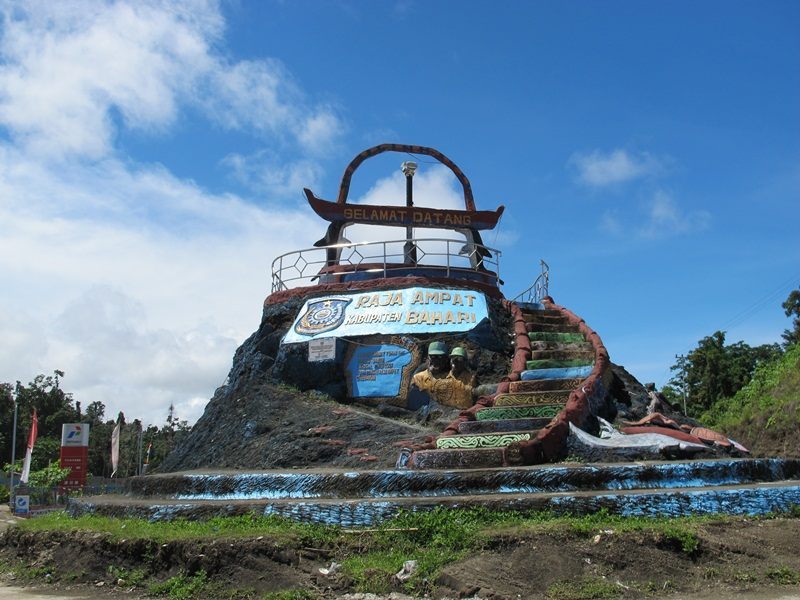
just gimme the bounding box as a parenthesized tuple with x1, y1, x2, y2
(526, 358, 594, 370)
(436, 432, 533, 449)
(459, 418, 549, 434)
(530, 341, 593, 352)
(494, 390, 571, 406)
(410, 448, 506, 470)
(523, 313, 567, 324)
(510, 378, 583, 392)
(517, 305, 560, 316)
(526, 323, 580, 333)
(477, 405, 563, 420)
(530, 350, 595, 361)
(528, 332, 585, 343)
(521, 366, 593, 380)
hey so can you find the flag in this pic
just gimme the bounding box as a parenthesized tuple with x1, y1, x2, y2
(20, 409, 38, 484)
(142, 441, 152, 474)
(111, 418, 121, 478)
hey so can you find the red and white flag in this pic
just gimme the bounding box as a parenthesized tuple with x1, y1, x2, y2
(20, 409, 38, 484)
(111, 418, 121, 478)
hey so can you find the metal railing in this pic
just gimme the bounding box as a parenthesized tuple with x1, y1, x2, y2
(514, 259, 550, 304)
(271, 238, 501, 293)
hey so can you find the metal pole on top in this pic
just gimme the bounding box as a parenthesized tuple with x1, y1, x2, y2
(401, 161, 417, 264)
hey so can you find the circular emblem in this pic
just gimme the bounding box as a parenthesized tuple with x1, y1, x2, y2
(295, 298, 353, 336)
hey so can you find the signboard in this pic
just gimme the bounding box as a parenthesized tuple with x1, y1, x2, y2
(305, 190, 504, 231)
(60, 423, 90, 489)
(14, 495, 29, 515)
(283, 287, 489, 344)
(346, 344, 414, 398)
(61, 423, 90, 447)
(309, 338, 336, 362)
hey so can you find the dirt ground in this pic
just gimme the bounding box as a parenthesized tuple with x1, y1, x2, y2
(1, 510, 800, 599)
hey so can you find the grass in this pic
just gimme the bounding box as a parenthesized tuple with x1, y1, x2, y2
(149, 570, 210, 599)
(765, 566, 800, 585)
(9, 507, 800, 596)
(17, 511, 337, 545)
(107, 564, 147, 587)
(262, 591, 319, 600)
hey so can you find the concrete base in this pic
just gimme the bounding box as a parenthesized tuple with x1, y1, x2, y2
(66, 457, 800, 527)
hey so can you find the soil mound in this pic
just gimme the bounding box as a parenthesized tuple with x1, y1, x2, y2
(3, 517, 800, 598)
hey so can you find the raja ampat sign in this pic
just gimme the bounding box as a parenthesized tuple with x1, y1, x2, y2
(283, 286, 489, 344)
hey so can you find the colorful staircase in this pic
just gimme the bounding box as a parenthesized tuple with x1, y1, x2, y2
(409, 300, 604, 469)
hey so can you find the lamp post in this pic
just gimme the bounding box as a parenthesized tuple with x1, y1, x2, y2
(401, 161, 417, 264)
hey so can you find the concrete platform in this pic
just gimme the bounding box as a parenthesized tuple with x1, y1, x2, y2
(66, 458, 800, 527)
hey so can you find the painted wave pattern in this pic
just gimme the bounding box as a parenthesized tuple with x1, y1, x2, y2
(437, 433, 531, 449)
(494, 392, 569, 406)
(477, 406, 562, 420)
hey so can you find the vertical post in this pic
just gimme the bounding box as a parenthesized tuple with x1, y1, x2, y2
(137, 424, 143, 476)
(9, 382, 19, 497)
(401, 161, 417, 264)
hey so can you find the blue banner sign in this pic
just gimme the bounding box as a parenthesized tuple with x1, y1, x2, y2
(283, 287, 489, 344)
(346, 344, 413, 398)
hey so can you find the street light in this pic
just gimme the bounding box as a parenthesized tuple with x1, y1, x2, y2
(401, 161, 417, 264)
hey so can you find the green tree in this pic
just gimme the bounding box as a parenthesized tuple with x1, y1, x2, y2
(1, 371, 79, 466)
(782, 288, 800, 347)
(668, 331, 782, 416)
(2, 372, 196, 479)
(141, 404, 191, 473)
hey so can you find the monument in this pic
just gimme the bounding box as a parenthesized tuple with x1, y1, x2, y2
(67, 144, 800, 525)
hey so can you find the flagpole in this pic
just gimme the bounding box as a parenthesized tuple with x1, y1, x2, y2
(9, 382, 19, 496)
(136, 423, 143, 476)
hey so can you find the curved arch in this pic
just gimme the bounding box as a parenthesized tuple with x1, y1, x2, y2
(336, 143, 476, 211)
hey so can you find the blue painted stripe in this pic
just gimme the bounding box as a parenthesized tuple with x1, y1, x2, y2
(152, 458, 800, 501)
(258, 484, 800, 527)
(68, 481, 800, 528)
(520, 365, 593, 380)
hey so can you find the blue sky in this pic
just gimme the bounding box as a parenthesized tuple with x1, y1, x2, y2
(1, 0, 798, 426)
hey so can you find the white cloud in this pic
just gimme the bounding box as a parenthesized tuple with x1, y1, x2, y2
(570, 149, 664, 187)
(222, 150, 324, 199)
(297, 109, 344, 154)
(0, 150, 321, 425)
(0, 0, 340, 426)
(596, 190, 711, 239)
(637, 190, 711, 239)
(0, 0, 343, 160)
